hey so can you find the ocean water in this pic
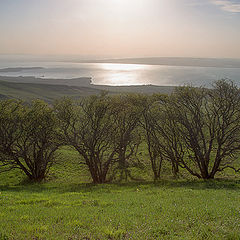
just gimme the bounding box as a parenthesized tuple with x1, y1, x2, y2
(0, 59, 240, 87)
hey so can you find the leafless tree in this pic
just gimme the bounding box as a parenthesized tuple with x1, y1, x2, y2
(55, 94, 117, 183)
(171, 80, 240, 179)
(110, 94, 143, 181)
(141, 95, 183, 180)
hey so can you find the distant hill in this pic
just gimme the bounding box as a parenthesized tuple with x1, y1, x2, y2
(81, 57, 240, 68)
(0, 76, 92, 87)
(0, 67, 44, 73)
(0, 93, 8, 99)
(0, 80, 103, 102)
(91, 84, 174, 95)
(0, 76, 175, 102)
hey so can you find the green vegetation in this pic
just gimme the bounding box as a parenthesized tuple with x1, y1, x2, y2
(0, 147, 240, 240)
(0, 100, 62, 181)
(0, 79, 240, 239)
(1, 80, 240, 183)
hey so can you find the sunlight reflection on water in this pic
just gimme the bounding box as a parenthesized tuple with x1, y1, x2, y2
(0, 60, 240, 87)
(98, 63, 152, 85)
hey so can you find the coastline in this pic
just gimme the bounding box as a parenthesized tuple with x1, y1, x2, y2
(0, 75, 175, 102)
(74, 57, 240, 68)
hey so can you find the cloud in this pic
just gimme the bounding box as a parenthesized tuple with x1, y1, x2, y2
(211, 0, 240, 12)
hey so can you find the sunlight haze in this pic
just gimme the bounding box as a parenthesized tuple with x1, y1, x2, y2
(1, 0, 240, 58)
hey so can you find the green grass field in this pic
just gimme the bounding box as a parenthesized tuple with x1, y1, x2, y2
(0, 147, 240, 240)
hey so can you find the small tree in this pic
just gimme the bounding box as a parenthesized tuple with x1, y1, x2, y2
(55, 94, 117, 184)
(0, 100, 24, 173)
(141, 94, 183, 180)
(110, 94, 143, 181)
(207, 80, 240, 177)
(171, 80, 240, 179)
(0, 100, 61, 181)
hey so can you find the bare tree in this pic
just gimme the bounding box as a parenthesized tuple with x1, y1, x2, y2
(55, 94, 117, 184)
(141, 95, 183, 180)
(110, 94, 143, 181)
(171, 80, 240, 179)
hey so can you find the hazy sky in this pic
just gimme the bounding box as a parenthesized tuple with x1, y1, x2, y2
(1, 0, 240, 58)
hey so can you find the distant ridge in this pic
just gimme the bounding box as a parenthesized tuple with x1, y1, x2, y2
(0, 93, 8, 99)
(0, 76, 93, 87)
(0, 76, 175, 102)
(80, 57, 240, 68)
(0, 79, 103, 102)
(0, 67, 44, 72)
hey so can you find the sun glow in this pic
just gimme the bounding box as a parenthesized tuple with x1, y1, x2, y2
(1, 0, 240, 58)
(100, 63, 147, 71)
(97, 63, 150, 86)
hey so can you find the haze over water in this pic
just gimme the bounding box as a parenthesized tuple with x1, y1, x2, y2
(0, 59, 240, 87)
(1, 0, 240, 87)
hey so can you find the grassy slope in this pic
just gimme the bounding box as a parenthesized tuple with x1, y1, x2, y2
(0, 76, 175, 102)
(0, 80, 103, 102)
(0, 147, 239, 240)
(91, 84, 174, 95)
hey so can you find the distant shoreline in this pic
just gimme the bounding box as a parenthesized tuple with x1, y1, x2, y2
(0, 75, 175, 102)
(0, 76, 176, 95)
(76, 57, 240, 68)
(0, 75, 175, 88)
(1, 57, 240, 69)
(1, 59, 239, 91)
(0, 67, 44, 73)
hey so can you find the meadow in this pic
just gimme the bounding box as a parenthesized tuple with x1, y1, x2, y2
(1, 0, 240, 238)
(0, 147, 239, 240)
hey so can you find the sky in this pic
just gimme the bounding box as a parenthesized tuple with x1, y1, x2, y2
(0, 0, 240, 58)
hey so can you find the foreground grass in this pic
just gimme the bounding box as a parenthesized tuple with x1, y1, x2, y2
(1, 181, 239, 239)
(0, 148, 240, 239)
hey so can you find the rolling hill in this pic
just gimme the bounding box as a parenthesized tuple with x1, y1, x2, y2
(0, 76, 175, 102)
(0, 80, 103, 102)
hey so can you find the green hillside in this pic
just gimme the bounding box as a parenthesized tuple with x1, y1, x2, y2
(0, 76, 175, 102)
(0, 80, 103, 102)
(92, 84, 174, 95)
(0, 147, 239, 240)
